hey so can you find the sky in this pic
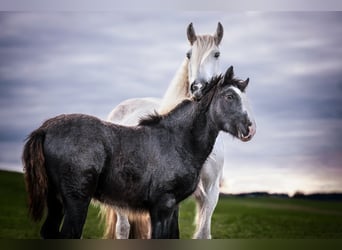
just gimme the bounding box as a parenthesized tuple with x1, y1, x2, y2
(0, 11, 341, 195)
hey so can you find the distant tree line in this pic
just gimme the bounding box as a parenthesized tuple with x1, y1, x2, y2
(220, 191, 342, 201)
(292, 191, 342, 201)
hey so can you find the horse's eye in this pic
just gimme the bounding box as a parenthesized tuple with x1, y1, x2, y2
(214, 51, 220, 58)
(186, 51, 191, 59)
(225, 94, 234, 100)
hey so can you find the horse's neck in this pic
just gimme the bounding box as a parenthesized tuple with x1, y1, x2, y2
(158, 59, 190, 115)
(163, 101, 219, 165)
(191, 104, 220, 162)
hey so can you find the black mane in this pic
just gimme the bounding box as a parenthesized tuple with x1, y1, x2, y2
(138, 100, 193, 126)
(197, 74, 222, 104)
(138, 111, 162, 126)
(138, 73, 245, 127)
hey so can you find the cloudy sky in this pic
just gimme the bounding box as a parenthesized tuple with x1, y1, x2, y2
(0, 11, 341, 195)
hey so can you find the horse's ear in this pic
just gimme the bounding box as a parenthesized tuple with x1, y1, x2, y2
(245, 78, 250, 86)
(187, 22, 197, 45)
(238, 78, 249, 91)
(214, 22, 224, 45)
(224, 66, 234, 83)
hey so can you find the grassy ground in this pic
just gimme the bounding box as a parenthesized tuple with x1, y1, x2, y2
(1, 170, 341, 239)
(179, 196, 342, 239)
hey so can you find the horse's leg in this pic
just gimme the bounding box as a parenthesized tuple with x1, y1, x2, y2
(40, 190, 64, 239)
(59, 168, 97, 239)
(169, 206, 180, 239)
(149, 195, 178, 239)
(193, 180, 220, 239)
(115, 211, 130, 239)
(150, 211, 175, 239)
(193, 145, 224, 239)
(59, 196, 91, 238)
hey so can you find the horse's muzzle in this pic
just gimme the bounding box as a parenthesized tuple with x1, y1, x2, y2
(191, 81, 207, 100)
(239, 124, 256, 142)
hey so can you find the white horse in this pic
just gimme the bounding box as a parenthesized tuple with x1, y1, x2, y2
(102, 22, 225, 239)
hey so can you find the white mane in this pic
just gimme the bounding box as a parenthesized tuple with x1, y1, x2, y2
(158, 58, 190, 115)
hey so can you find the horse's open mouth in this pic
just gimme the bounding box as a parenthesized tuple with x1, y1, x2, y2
(237, 125, 255, 142)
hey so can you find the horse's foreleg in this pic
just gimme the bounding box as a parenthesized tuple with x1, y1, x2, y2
(150, 215, 163, 239)
(169, 206, 180, 239)
(193, 178, 221, 239)
(193, 139, 224, 239)
(150, 195, 178, 239)
(150, 211, 178, 239)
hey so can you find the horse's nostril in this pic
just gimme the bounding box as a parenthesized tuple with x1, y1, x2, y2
(191, 82, 201, 92)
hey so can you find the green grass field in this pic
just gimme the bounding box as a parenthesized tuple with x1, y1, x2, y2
(0, 170, 341, 239)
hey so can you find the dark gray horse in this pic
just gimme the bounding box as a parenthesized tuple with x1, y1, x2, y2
(22, 66, 255, 239)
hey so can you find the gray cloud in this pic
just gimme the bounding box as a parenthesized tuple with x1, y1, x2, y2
(0, 12, 341, 194)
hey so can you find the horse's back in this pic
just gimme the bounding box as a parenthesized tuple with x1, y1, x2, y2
(107, 98, 161, 125)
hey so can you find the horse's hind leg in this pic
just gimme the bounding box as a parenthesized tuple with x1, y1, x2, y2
(40, 190, 63, 239)
(59, 196, 91, 238)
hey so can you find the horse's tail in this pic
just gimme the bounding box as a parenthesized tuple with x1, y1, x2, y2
(22, 128, 48, 222)
(99, 205, 151, 239)
(128, 212, 151, 239)
(99, 205, 118, 239)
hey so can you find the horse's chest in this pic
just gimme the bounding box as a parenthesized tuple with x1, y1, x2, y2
(149, 161, 200, 198)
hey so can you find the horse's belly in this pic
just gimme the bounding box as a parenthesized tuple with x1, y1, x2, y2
(94, 169, 150, 210)
(93, 188, 149, 211)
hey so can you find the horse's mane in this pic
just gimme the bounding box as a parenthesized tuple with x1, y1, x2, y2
(200, 71, 246, 100)
(138, 112, 162, 126)
(139, 100, 192, 126)
(194, 75, 223, 112)
(158, 59, 189, 115)
(158, 35, 219, 115)
(139, 75, 222, 127)
(199, 75, 222, 99)
(139, 73, 244, 127)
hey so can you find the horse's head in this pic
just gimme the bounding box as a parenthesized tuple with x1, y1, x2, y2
(208, 66, 256, 142)
(186, 22, 223, 100)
